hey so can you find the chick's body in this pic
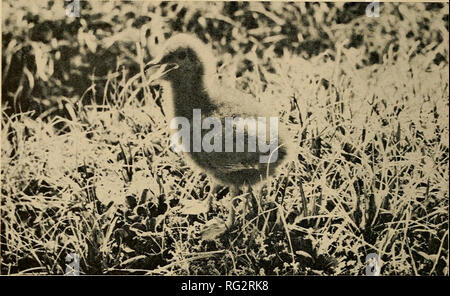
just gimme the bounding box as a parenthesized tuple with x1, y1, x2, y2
(150, 34, 292, 187)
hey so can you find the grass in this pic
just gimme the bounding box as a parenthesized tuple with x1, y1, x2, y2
(1, 1, 449, 275)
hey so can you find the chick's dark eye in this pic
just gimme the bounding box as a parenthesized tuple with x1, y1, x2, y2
(178, 51, 187, 60)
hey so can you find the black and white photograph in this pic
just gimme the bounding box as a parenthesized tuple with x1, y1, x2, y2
(0, 0, 448, 277)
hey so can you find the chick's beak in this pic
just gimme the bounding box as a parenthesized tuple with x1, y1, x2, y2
(144, 59, 179, 75)
(143, 59, 179, 83)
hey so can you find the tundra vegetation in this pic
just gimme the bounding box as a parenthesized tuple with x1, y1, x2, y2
(1, 1, 448, 275)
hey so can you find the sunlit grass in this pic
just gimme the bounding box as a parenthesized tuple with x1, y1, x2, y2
(1, 1, 448, 275)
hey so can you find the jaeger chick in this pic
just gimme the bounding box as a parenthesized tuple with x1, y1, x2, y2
(145, 34, 294, 231)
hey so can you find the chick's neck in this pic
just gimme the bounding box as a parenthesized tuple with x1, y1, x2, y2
(169, 71, 215, 118)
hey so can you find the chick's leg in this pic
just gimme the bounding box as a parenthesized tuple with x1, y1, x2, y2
(225, 184, 240, 229)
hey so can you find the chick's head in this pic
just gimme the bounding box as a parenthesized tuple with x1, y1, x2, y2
(158, 47, 202, 79)
(146, 34, 216, 82)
